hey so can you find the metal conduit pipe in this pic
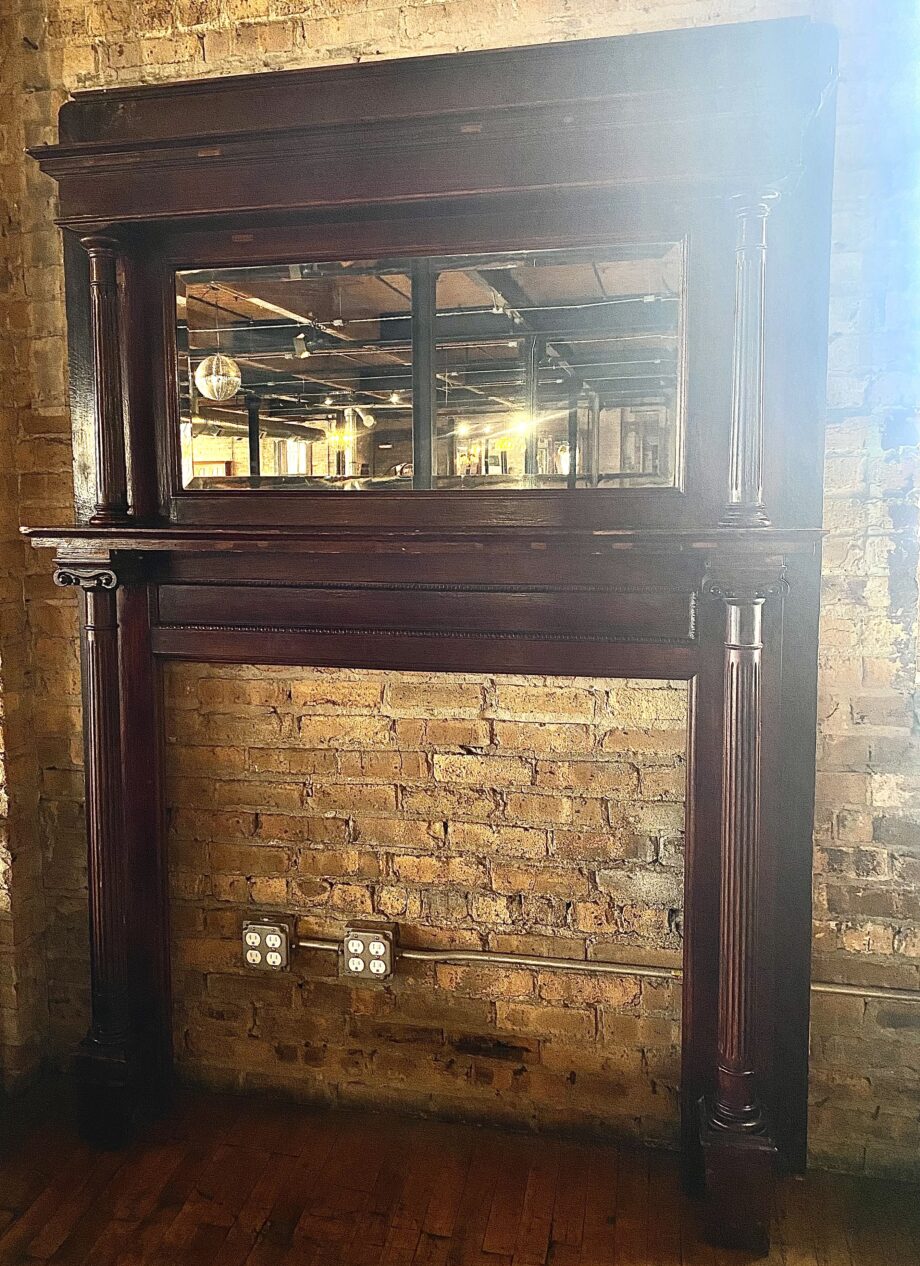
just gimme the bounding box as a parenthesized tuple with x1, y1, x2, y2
(399, 947, 680, 980)
(296, 937, 677, 979)
(810, 980, 920, 1004)
(296, 937, 920, 1001)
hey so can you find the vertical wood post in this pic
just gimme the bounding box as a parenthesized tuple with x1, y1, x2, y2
(411, 259, 436, 489)
(720, 196, 777, 528)
(715, 590, 766, 1129)
(699, 561, 785, 1251)
(55, 559, 135, 1143)
(524, 334, 541, 478)
(81, 237, 129, 525)
(246, 395, 262, 484)
(566, 384, 579, 489)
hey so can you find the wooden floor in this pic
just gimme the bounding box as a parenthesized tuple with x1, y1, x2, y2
(0, 1091, 915, 1266)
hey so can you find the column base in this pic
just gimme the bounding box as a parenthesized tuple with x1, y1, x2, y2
(718, 504, 771, 528)
(698, 1098, 777, 1255)
(71, 1035, 160, 1149)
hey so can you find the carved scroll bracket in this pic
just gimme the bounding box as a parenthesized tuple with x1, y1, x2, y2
(54, 562, 119, 591)
(81, 235, 130, 527)
(720, 192, 779, 529)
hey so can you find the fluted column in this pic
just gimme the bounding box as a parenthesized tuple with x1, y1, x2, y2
(720, 196, 777, 528)
(81, 237, 129, 525)
(699, 561, 785, 1252)
(55, 560, 132, 1140)
(713, 588, 766, 1129)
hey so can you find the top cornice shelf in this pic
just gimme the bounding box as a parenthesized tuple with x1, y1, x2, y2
(41, 20, 836, 149)
(29, 19, 837, 230)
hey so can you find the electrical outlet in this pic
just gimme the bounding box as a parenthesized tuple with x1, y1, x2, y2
(342, 922, 397, 980)
(242, 919, 290, 970)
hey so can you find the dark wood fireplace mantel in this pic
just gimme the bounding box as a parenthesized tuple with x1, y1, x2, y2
(27, 19, 837, 1253)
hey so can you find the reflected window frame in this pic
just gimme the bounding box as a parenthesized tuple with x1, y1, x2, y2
(174, 242, 687, 496)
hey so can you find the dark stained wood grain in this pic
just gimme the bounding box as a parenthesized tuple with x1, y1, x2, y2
(0, 1089, 913, 1266)
(80, 238, 129, 525)
(24, 18, 838, 1255)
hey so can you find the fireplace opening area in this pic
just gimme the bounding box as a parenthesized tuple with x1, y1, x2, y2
(166, 666, 687, 1143)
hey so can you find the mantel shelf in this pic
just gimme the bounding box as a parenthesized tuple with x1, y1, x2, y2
(23, 523, 824, 556)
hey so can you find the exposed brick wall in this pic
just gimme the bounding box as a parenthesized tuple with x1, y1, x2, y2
(806, 5, 920, 1177)
(167, 666, 687, 1142)
(0, 0, 917, 1175)
(0, 1, 59, 1082)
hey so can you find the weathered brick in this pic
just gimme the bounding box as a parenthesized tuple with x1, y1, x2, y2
(495, 1001, 595, 1042)
(0, 0, 913, 1178)
(432, 753, 533, 787)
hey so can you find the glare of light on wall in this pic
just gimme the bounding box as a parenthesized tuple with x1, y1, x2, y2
(389, 391, 402, 404)
(456, 421, 471, 437)
(194, 353, 242, 402)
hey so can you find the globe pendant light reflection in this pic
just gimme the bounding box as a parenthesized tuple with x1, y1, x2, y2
(194, 353, 242, 402)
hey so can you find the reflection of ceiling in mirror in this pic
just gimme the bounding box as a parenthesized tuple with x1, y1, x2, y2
(176, 246, 682, 487)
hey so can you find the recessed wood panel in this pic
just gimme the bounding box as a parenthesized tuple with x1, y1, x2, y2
(155, 581, 697, 644)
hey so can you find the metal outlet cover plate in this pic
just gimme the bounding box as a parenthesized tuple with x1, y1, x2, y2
(342, 922, 397, 979)
(242, 919, 290, 970)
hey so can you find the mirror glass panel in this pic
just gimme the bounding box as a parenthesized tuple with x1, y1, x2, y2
(176, 244, 683, 491)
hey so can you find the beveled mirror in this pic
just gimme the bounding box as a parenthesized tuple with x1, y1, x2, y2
(176, 243, 684, 492)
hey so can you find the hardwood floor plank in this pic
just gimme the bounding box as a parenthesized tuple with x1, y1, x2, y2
(149, 1143, 274, 1266)
(445, 1137, 512, 1266)
(774, 1175, 817, 1266)
(804, 1173, 852, 1266)
(481, 1139, 531, 1258)
(646, 1151, 682, 1266)
(290, 1116, 399, 1266)
(548, 1144, 588, 1254)
(43, 1144, 186, 1266)
(613, 1147, 650, 1266)
(0, 1147, 123, 1264)
(511, 1143, 561, 1266)
(344, 1122, 416, 1266)
(243, 1114, 343, 1266)
(577, 1143, 619, 1265)
(379, 1123, 456, 1266)
(0, 1092, 911, 1266)
(422, 1127, 475, 1241)
(26, 1151, 128, 1261)
(219, 1152, 298, 1266)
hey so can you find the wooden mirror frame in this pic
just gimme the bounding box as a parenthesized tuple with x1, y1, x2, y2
(27, 18, 838, 1252)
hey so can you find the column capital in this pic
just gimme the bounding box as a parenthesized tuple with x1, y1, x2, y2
(702, 561, 787, 605)
(729, 189, 780, 220)
(54, 560, 120, 592)
(79, 233, 122, 257)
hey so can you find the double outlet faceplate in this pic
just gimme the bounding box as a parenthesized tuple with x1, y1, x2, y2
(342, 922, 396, 979)
(242, 919, 291, 970)
(241, 918, 396, 979)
